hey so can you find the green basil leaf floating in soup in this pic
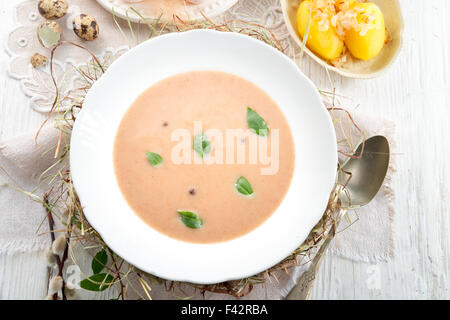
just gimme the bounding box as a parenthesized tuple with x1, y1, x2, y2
(193, 133, 211, 158)
(235, 176, 254, 196)
(177, 210, 203, 229)
(79, 273, 114, 292)
(247, 107, 269, 137)
(145, 151, 163, 167)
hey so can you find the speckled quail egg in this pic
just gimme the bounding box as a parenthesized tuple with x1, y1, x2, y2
(72, 14, 99, 41)
(38, 0, 68, 20)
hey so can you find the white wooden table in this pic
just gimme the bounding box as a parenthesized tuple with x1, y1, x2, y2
(0, 0, 449, 300)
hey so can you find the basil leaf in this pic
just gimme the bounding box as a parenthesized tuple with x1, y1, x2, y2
(193, 133, 211, 158)
(177, 211, 203, 229)
(79, 273, 114, 292)
(146, 151, 163, 167)
(235, 176, 254, 196)
(247, 107, 269, 136)
(91, 249, 108, 274)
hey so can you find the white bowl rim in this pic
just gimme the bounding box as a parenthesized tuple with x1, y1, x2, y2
(70, 29, 337, 284)
(95, 0, 239, 23)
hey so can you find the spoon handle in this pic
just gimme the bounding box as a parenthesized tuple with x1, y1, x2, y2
(285, 233, 335, 300)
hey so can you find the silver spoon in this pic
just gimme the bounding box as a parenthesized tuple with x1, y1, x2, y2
(285, 135, 390, 300)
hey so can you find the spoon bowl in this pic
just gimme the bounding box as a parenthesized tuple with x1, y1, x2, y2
(338, 135, 390, 207)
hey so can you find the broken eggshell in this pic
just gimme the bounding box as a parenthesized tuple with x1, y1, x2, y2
(30, 53, 49, 68)
(37, 20, 62, 48)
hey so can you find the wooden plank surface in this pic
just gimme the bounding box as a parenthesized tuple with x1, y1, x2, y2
(0, 0, 448, 300)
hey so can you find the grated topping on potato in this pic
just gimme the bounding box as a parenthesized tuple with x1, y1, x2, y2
(303, 0, 376, 38)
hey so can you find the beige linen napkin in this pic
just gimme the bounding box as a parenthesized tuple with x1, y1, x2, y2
(328, 108, 396, 262)
(0, 126, 60, 253)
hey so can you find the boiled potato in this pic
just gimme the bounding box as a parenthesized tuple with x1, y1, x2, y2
(335, 0, 357, 11)
(296, 0, 344, 61)
(344, 3, 386, 61)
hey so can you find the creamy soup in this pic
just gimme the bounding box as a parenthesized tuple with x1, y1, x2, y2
(114, 71, 295, 243)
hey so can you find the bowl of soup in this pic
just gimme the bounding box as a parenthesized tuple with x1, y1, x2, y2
(71, 30, 337, 284)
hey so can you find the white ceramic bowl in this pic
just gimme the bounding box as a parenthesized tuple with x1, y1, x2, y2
(95, 0, 239, 23)
(71, 30, 337, 284)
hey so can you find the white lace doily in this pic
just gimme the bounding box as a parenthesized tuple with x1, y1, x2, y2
(7, 0, 295, 113)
